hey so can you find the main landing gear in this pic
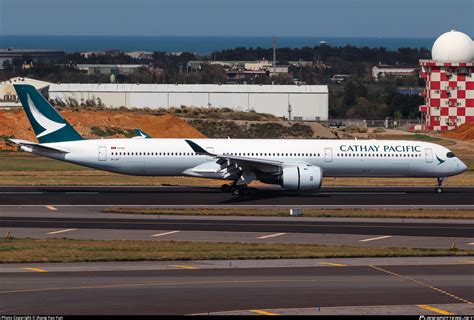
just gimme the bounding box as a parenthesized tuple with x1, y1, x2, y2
(221, 183, 249, 196)
(435, 177, 445, 193)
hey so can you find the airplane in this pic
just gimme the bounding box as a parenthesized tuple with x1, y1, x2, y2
(10, 84, 468, 195)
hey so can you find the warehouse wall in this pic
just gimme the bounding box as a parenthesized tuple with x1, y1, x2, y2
(49, 84, 328, 120)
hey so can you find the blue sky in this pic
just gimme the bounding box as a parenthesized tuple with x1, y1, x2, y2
(1, 0, 472, 37)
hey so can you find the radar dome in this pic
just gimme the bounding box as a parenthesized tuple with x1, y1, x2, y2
(431, 30, 474, 62)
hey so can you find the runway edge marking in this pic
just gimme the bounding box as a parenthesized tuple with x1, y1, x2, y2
(369, 265, 473, 304)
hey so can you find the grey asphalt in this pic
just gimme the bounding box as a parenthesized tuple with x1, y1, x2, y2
(1, 264, 472, 315)
(3, 227, 474, 249)
(0, 185, 473, 207)
(2, 215, 473, 237)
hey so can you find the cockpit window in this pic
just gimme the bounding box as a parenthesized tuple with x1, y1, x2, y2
(446, 152, 456, 158)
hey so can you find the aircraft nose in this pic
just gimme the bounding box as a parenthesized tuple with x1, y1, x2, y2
(458, 161, 468, 173)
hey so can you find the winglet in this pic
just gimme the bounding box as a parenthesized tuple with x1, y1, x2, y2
(185, 139, 212, 155)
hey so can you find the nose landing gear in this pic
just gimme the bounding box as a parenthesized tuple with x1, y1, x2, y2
(435, 177, 445, 193)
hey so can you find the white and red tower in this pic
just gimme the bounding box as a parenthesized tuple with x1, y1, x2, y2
(419, 30, 474, 131)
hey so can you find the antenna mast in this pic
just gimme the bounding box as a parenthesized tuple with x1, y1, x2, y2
(272, 35, 276, 74)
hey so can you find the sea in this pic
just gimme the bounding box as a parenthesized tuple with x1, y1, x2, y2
(0, 35, 435, 54)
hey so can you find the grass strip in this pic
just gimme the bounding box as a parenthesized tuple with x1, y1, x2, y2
(0, 238, 472, 263)
(103, 208, 474, 219)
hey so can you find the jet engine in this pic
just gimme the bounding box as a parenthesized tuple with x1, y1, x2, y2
(281, 166, 322, 191)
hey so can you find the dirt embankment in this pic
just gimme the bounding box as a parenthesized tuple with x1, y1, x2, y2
(442, 123, 474, 141)
(0, 110, 205, 150)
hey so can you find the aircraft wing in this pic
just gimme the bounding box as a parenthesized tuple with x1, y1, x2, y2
(9, 139, 69, 154)
(185, 139, 306, 181)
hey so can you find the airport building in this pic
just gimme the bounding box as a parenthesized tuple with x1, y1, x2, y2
(418, 30, 474, 131)
(0, 77, 51, 108)
(48, 83, 329, 121)
(372, 64, 418, 81)
(0, 49, 65, 69)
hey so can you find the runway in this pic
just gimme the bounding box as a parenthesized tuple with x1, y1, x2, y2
(1, 186, 473, 315)
(0, 186, 473, 207)
(2, 216, 474, 237)
(1, 260, 472, 315)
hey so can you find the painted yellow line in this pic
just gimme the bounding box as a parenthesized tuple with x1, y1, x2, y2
(170, 265, 198, 270)
(21, 267, 48, 273)
(45, 205, 58, 211)
(319, 262, 348, 267)
(417, 305, 454, 315)
(250, 309, 279, 316)
(370, 265, 472, 304)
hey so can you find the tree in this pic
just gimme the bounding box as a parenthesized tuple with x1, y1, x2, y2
(201, 64, 227, 84)
(343, 81, 357, 106)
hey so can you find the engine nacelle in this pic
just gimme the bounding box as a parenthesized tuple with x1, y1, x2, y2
(281, 166, 322, 191)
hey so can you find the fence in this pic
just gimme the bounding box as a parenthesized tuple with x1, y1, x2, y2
(319, 119, 422, 129)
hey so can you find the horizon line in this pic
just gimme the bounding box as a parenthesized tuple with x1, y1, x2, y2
(0, 34, 439, 39)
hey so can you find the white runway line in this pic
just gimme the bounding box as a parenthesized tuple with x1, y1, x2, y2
(45, 205, 58, 211)
(47, 228, 77, 235)
(151, 231, 180, 237)
(467, 243, 474, 245)
(258, 233, 287, 239)
(360, 235, 393, 242)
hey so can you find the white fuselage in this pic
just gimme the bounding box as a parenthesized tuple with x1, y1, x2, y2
(24, 138, 467, 181)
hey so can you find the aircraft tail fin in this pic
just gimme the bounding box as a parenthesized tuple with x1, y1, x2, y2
(133, 128, 152, 138)
(13, 84, 83, 144)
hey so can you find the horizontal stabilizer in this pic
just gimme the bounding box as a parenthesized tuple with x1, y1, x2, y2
(9, 139, 68, 154)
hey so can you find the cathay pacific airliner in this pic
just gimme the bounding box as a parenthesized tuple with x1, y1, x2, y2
(10, 84, 468, 195)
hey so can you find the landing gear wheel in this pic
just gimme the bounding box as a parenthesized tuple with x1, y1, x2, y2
(231, 184, 248, 197)
(435, 187, 442, 193)
(232, 187, 241, 196)
(221, 184, 231, 192)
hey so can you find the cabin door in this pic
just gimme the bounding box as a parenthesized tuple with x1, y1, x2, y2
(424, 148, 433, 163)
(98, 146, 107, 161)
(324, 147, 333, 162)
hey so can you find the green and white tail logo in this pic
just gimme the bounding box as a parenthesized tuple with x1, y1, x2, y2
(27, 92, 66, 138)
(14, 84, 83, 143)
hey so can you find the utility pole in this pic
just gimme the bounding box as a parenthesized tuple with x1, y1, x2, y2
(272, 35, 277, 74)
